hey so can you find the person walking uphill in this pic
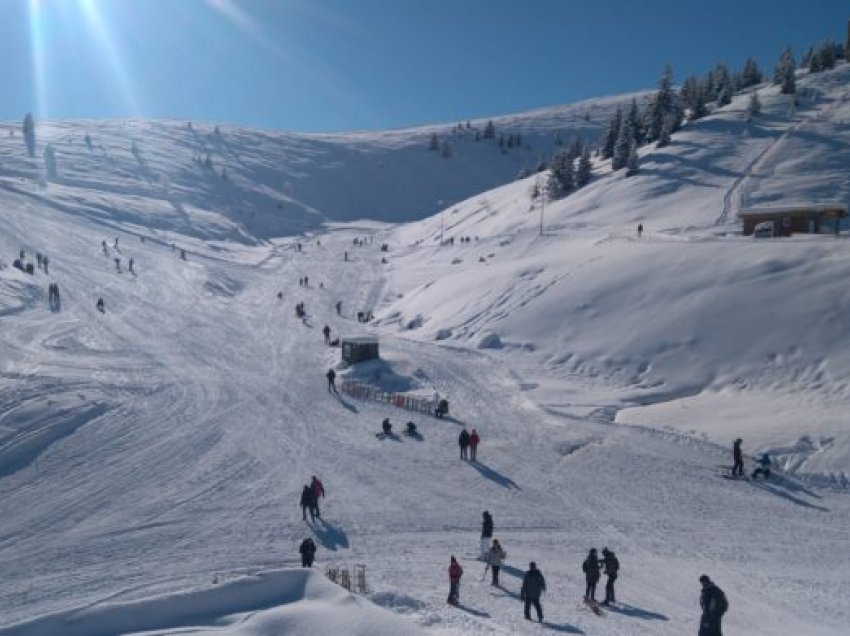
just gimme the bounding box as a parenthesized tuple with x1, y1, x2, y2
(521, 561, 546, 622)
(601, 547, 619, 605)
(311, 475, 325, 518)
(469, 429, 480, 461)
(300, 484, 317, 522)
(458, 428, 470, 460)
(698, 575, 728, 636)
(299, 537, 316, 567)
(487, 539, 507, 586)
(732, 438, 744, 477)
(480, 511, 494, 560)
(447, 556, 463, 606)
(582, 548, 601, 601)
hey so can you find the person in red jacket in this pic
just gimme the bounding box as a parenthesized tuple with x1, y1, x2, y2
(469, 429, 481, 461)
(447, 556, 463, 605)
(311, 475, 325, 518)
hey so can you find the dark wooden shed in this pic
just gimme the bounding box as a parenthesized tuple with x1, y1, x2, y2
(341, 336, 379, 364)
(739, 204, 847, 236)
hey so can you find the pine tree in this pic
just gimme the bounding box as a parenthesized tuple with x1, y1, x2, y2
(656, 114, 675, 148)
(746, 92, 761, 120)
(602, 107, 622, 159)
(689, 89, 708, 121)
(741, 57, 763, 87)
(23, 113, 35, 157)
(440, 140, 452, 157)
(547, 150, 574, 198)
(625, 141, 640, 177)
(576, 146, 592, 187)
(646, 65, 675, 143)
(716, 84, 732, 107)
(612, 118, 633, 170)
(710, 63, 732, 102)
(808, 50, 822, 73)
(483, 120, 495, 139)
(428, 133, 439, 151)
(626, 98, 644, 147)
(778, 48, 796, 94)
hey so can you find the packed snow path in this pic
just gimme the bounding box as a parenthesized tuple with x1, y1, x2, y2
(1, 190, 849, 635)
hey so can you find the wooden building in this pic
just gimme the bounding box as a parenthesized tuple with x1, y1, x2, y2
(341, 336, 379, 364)
(739, 203, 847, 236)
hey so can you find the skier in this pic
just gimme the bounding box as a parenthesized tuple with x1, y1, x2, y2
(128, 257, 134, 274)
(335, 300, 342, 316)
(311, 475, 325, 518)
(486, 539, 506, 587)
(114, 257, 121, 272)
(480, 511, 494, 560)
(600, 547, 619, 605)
(458, 428, 470, 460)
(698, 575, 728, 636)
(322, 324, 331, 345)
(96, 298, 105, 313)
(114, 236, 119, 249)
(326, 368, 337, 393)
(447, 556, 463, 606)
(637, 223, 644, 238)
(582, 548, 601, 602)
(751, 453, 771, 480)
(382, 418, 392, 436)
(299, 537, 316, 567)
(469, 429, 480, 461)
(732, 438, 744, 477)
(300, 484, 317, 522)
(521, 561, 546, 622)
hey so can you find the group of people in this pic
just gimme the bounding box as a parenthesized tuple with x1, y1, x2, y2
(732, 438, 772, 480)
(581, 547, 619, 606)
(12, 248, 45, 275)
(299, 475, 325, 522)
(458, 428, 481, 460)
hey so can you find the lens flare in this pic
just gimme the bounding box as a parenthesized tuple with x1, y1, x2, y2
(26, 0, 49, 118)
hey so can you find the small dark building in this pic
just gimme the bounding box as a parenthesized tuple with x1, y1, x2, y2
(739, 204, 847, 236)
(341, 336, 379, 364)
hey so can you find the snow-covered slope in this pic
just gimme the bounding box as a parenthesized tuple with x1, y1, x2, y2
(2, 65, 850, 636)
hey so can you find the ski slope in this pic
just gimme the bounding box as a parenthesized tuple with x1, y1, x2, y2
(2, 65, 850, 635)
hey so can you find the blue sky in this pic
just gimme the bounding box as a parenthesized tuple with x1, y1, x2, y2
(1, 0, 847, 132)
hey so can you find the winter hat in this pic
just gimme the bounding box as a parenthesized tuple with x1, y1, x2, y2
(529, 561, 537, 569)
(699, 575, 711, 584)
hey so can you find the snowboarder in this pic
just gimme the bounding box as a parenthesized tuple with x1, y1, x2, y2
(96, 297, 105, 313)
(381, 418, 392, 436)
(751, 453, 771, 480)
(311, 475, 325, 518)
(335, 300, 342, 316)
(732, 438, 744, 477)
(480, 511, 494, 560)
(326, 368, 337, 393)
(600, 547, 619, 605)
(299, 537, 316, 567)
(469, 429, 480, 461)
(637, 223, 644, 238)
(521, 561, 546, 622)
(582, 548, 601, 601)
(486, 539, 506, 587)
(300, 484, 317, 522)
(447, 556, 463, 606)
(698, 575, 728, 636)
(322, 324, 331, 345)
(458, 428, 470, 460)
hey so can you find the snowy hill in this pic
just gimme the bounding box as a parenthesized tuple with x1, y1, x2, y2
(1, 64, 850, 635)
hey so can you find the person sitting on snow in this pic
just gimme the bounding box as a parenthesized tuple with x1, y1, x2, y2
(751, 453, 772, 480)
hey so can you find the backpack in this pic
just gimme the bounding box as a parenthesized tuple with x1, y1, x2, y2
(716, 589, 728, 615)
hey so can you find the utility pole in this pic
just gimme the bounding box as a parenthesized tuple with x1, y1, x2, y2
(438, 199, 444, 244)
(538, 182, 545, 237)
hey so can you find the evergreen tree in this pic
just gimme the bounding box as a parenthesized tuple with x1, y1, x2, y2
(440, 140, 452, 157)
(602, 107, 622, 159)
(625, 141, 640, 177)
(808, 50, 822, 73)
(626, 98, 644, 147)
(23, 113, 35, 157)
(483, 120, 495, 139)
(776, 47, 796, 94)
(680, 76, 700, 111)
(817, 41, 837, 70)
(646, 65, 675, 143)
(741, 57, 763, 87)
(567, 135, 584, 161)
(689, 89, 708, 121)
(656, 114, 675, 148)
(716, 84, 732, 107)
(576, 146, 592, 187)
(746, 92, 761, 120)
(547, 149, 574, 198)
(710, 63, 732, 102)
(43, 143, 57, 179)
(612, 118, 633, 170)
(801, 46, 814, 68)
(428, 133, 439, 151)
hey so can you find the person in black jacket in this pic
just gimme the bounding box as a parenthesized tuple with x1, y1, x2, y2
(480, 511, 494, 559)
(458, 429, 470, 460)
(299, 537, 316, 567)
(582, 548, 601, 601)
(600, 547, 619, 605)
(300, 485, 317, 522)
(521, 561, 546, 622)
(732, 438, 744, 477)
(698, 575, 728, 636)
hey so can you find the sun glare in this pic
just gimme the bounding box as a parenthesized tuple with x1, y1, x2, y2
(26, 0, 49, 119)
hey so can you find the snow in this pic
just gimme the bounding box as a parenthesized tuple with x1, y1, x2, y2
(1, 64, 850, 635)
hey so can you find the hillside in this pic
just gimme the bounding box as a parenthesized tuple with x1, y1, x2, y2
(1, 64, 850, 635)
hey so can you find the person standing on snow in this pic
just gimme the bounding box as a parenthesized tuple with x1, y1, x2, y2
(600, 547, 619, 605)
(458, 428, 470, 460)
(751, 453, 771, 480)
(311, 475, 325, 518)
(447, 556, 463, 606)
(299, 537, 316, 567)
(486, 538, 507, 587)
(469, 429, 480, 461)
(300, 484, 317, 522)
(322, 324, 331, 345)
(521, 561, 546, 622)
(582, 548, 601, 601)
(480, 511, 494, 560)
(732, 438, 744, 477)
(698, 575, 728, 636)
(326, 368, 337, 393)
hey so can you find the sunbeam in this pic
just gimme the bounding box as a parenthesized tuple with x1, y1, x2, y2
(26, 0, 49, 119)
